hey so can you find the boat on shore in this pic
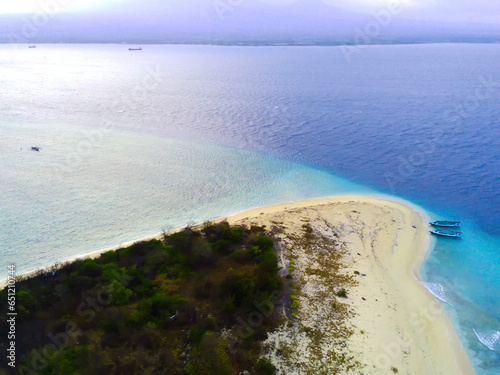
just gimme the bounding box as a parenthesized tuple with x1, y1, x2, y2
(430, 229, 462, 238)
(429, 220, 461, 227)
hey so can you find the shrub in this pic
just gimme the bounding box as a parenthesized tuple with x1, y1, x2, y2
(130, 276, 154, 297)
(127, 309, 149, 326)
(127, 239, 166, 257)
(220, 272, 255, 307)
(27, 345, 92, 375)
(148, 292, 186, 317)
(336, 288, 348, 298)
(232, 247, 248, 262)
(168, 228, 199, 253)
(241, 332, 256, 349)
(99, 250, 117, 264)
(213, 239, 232, 255)
(259, 251, 279, 275)
(17, 289, 33, 304)
(10, 223, 284, 375)
(256, 236, 274, 252)
(184, 332, 232, 375)
(202, 221, 230, 241)
(145, 248, 168, 268)
(79, 259, 102, 277)
(155, 274, 180, 294)
(193, 272, 214, 298)
(189, 321, 207, 344)
(256, 272, 283, 296)
(230, 226, 245, 243)
(190, 237, 214, 265)
(220, 296, 236, 314)
(109, 280, 134, 305)
(254, 358, 276, 375)
(100, 263, 128, 283)
(247, 246, 262, 259)
(103, 315, 124, 334)
(67, 274, 93, 292)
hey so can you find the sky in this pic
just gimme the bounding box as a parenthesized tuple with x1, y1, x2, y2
(0, 0, 499, 24)
(0, 0, 103, 14)
(0, 0, 499, 44)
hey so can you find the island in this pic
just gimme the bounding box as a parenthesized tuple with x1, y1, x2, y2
(0, 196, 474, 374)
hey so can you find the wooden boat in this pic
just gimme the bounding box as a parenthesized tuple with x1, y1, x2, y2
(430, 229, 462, 238)
(429, 221, 461, 227)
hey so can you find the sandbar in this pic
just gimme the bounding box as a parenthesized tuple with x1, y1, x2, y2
(223, 195, 474, 374)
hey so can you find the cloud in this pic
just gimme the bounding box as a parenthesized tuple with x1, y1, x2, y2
(319, 0, 500, 23)
(0, 0, 107, 14)
(1, 0, 498, 44)
(255, 0, 300, 5)
(4, 0, 498, 24)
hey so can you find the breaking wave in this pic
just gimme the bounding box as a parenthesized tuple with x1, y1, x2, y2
(473, 329, 500, 352)
(423, 282, 454, 307)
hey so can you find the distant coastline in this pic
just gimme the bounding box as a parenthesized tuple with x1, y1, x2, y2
(2, 40, 500, 46)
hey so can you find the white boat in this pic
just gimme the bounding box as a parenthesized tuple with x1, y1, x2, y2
(430, 229, 462, 238)
(429, 220, 461, 227)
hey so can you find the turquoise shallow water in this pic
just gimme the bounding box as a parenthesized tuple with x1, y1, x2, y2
(422, 224, 500, 373)
(0, 43, 499, 373)
(0, 121, 375, 274)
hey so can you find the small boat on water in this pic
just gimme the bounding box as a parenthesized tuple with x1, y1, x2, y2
(28, 45, 37, 48)
(430, 229, 462, 238)
(31, 146, 40, 151)
(128, 47, 142, 51)
(429, 221, 461, 227)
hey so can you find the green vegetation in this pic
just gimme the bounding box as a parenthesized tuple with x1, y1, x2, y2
(254, 357, 276, 375)
(0, 222, 284, 375)
(290, 293, 300, 310)
(336, 288, 348, 298)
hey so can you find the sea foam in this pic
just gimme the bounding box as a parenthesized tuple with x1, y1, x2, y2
(473, 329, 500, 352)
(423, 282, 454, 307)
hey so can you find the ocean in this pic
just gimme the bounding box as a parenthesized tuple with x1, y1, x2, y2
(0, 43, 499, 373)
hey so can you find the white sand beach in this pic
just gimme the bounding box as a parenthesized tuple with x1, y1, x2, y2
(223, 195, 474, 374)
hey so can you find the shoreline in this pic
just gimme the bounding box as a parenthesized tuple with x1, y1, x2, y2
(222, 195, 474, 374)
(2, 194, 474, 373)
(2, 194, 401, 284)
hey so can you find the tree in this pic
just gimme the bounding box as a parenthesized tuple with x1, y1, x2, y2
(109, 280, 133, 305)
(184, 332, 232, 375)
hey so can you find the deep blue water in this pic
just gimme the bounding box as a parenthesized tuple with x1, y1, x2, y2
(0, 43, 499, 373)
